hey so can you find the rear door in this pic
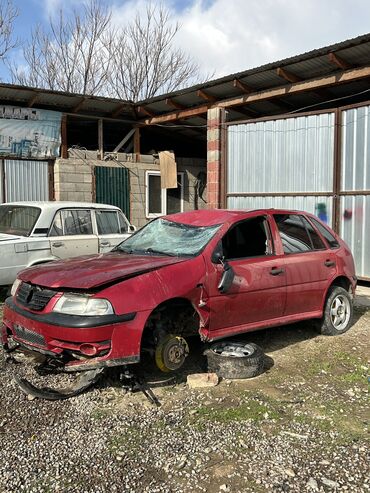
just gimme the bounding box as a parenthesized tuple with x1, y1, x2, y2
(95, 209, 131, 253)
(49, 209, 98, 258)
(207, 215, 286, 336)
(273, 213, 336, 316)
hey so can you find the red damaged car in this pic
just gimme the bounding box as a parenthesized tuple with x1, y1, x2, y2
(2, 209, 356, 378)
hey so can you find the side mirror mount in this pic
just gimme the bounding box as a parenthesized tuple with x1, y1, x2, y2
(217, 261, 235, 294)
(211, 242, 223, 264)
(129, 224, 136, 233)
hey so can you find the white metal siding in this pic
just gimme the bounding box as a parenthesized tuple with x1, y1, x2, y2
(340, 195, 370, 278)
(5, 160, 49, 201)
(341, 105, 370, 191)
(227, 113, 335, 194)
(228, 195, 333, 227)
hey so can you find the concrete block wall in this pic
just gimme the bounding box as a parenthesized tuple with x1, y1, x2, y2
(54, 159, 93, 202)
(54, 155, 206, 229)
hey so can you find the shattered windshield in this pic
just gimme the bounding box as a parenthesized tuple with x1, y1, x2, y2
(0, 205, 41, 236)
(115, 218, 221, 257)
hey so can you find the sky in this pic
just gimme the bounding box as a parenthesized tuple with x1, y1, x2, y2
(3, 0, 370, 85)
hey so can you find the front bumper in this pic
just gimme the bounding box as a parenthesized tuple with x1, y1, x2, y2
(2, 298, 146, 371)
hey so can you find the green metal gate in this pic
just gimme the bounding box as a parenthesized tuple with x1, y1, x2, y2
(95, 166, 130, 219)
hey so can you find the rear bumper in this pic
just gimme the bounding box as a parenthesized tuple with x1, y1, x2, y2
(2, 298, 148, 372)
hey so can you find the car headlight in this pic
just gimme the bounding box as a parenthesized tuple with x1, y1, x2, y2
(11, 278, 22, 296)
(53, 294, 114, 316)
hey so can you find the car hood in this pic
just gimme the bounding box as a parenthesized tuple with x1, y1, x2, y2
(0, 233, 22, 242)
(18, 252, 190, 289)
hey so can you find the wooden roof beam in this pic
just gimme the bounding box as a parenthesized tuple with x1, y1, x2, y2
(165, 98, 186, 110)
(72, 97, 87, 113)
(27, 93, 38, 108)
(218, 65, 370, 109)
(197, 89, 217, 103)
(233, 79, 253, 93)
(143, 65, 370, 125)
(144, 104, 209, 125)
(137, 106, 156, 118)
(276, 67, 302, 83)
(328, 52, 352, 70)
(111, 103, 128, 118)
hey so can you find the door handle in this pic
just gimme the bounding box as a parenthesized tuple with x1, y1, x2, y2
(100, 241, 111, 247)
(270, 267, 284, 276)
(324, 260, 335, 267)
(52, 242, 64, 248)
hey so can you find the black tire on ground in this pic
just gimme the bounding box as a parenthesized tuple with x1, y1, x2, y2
(204, 342, 265, 379)
(319, 286, 353, 336)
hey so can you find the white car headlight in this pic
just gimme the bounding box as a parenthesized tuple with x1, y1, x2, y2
(53, 294, 114, 316)
(11, 278, 22, 296)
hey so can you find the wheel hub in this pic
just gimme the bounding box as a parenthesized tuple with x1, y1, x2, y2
(330, 295, 350, 330)
(155, 335, 189, 372)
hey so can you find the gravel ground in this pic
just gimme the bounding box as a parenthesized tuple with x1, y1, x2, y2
(0, 301, 369, 493)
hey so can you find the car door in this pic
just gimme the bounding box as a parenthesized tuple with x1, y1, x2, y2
(206, 215, 287, 337)
(273, 213, 337, 316)
(95, 209, 131, 253)
(49, 209, 99, 258)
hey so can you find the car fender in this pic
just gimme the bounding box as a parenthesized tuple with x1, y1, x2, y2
(99, 255, 207, 317)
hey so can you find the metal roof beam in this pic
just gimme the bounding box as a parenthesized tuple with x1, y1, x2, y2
(328, 52, 352, 70)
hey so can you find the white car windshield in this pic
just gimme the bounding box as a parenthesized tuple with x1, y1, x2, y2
(116, 218, 221, 257)
(0, 205, 41, 236)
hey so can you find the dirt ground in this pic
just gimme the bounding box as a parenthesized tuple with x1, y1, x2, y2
(0, 295, 369, 492)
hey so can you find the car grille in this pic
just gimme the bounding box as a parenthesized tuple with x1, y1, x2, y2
(16, 282, 56, 311)
(13, 324, 46, 347)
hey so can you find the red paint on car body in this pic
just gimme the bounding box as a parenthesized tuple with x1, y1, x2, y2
(2, 209, 356, 371)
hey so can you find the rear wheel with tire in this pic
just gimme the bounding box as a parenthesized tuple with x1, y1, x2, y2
(319, 286, 353, 336)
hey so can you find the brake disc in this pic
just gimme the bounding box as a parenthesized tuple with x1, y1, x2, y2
(155, 334, 189, 372)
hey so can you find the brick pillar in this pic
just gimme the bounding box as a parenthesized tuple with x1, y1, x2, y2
(207, 107, 225, 209)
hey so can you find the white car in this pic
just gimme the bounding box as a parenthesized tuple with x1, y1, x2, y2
(0, 201, 135, 286)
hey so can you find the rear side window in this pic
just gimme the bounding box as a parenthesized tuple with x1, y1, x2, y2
(96, 211, 120, 234)
(274, 214, 325, 254)
(96, 211, 128, 234)
(300, 216, 325, 250)
(309, 217, 339, 249)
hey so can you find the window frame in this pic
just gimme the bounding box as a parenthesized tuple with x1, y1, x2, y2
(95, 209, 129, 236)
(307, 216, 340, 250)
(274, 213, 326, 255)
(145, 170, 184, 218)
(48, 208, 94, 237)
(219, 215, 275, 262)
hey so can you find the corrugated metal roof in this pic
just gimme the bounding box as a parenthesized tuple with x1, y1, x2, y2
(137, 32, 370, 108)
(0, 32, 369, 133)
(0, 82, 134, 121)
